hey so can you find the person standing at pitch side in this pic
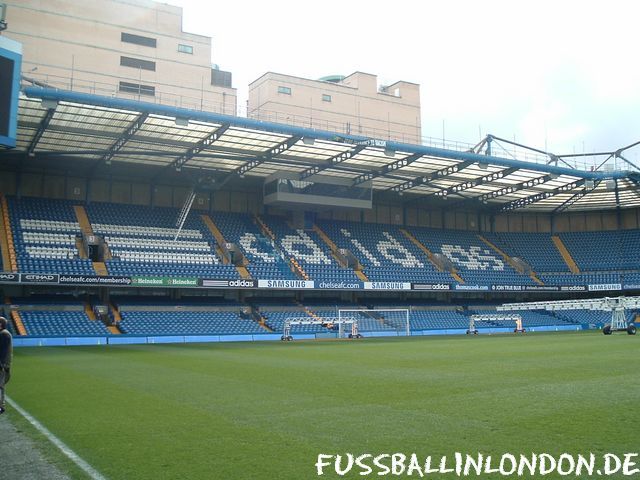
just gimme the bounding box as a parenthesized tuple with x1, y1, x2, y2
(0, 316, 12, 415)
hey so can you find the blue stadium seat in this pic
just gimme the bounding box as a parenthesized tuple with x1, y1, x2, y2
(119, 310, 267, 335)
(210, 211, 297, 280)
(7, 196, 95, 275)
(85, 202, 239, 279)
(20, 310, 110, 336)
(317, 220, 452, 283)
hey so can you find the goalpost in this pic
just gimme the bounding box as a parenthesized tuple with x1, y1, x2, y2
(468, 314, 525, 334)
(282, 316, 359, 341)
(338, 308, 411, 337)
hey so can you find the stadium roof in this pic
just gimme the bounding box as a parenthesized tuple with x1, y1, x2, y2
(5, 86, 640, 213)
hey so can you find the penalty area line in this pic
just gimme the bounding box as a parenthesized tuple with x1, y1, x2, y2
(6, 396, 107, 480)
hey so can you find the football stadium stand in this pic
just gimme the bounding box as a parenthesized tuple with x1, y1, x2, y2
(558, 230, 640, 272)
(2, 198, 640, 341)
(19, 310, 110, 336)
(263, 216, 361, 283)
(484, 232, 570, 273)
(409, 227, 535, 286)
(7, 196, 95, 275)
(85, 202, 239, 279)
(209, 211, 297, 280)
(118, 310, 266, 336)
(317, 220, 452, 283)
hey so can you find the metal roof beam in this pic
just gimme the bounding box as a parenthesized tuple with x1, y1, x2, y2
(213, 135, 302, 190)
(615, 153, 640, 172)
(500, 179, 586, 212)
(236, 135, 301, 176)
(386, 159, 476, 194)
(170, 123, 230, 172)
(432, 167, 520, 198)
(442, 173, 556, 210)
(477, 173, 555, 202)
(488, 134, 552, 159)
(352, 152, 423, 186)
(27, 107, 56, 155)
(299, 145, 366, 180)
(470, 135, 490, 155)
(102, 112, 149, 165)
(553, 180, 600, 213)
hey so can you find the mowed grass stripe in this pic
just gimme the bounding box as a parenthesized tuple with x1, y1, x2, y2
(9, 332, 639, 479)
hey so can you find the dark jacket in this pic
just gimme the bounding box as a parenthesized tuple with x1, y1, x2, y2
(0, 329, 12, 369)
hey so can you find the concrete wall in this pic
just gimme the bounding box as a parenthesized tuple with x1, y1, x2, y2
(248, 72, 422, 144)
(4, 0, 236, 113)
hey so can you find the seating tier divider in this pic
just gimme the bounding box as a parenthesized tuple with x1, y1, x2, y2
(0, 194, 17, 272)
(400, 228, 465, 283)
(73, 205, 94, 235)
(478, 234, 544, 285)
(201, 214, 231, 265)
(551, 236, 581, 274)
(10, 311, 27, 336)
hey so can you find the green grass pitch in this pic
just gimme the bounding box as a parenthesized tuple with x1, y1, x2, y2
(8, 332, 639, 479)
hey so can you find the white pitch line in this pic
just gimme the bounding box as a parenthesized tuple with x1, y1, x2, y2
(6, 396, 107, 480)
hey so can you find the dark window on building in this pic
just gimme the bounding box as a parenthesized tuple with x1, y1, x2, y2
(119, 81, 155, 96)
(278, 86, 291, 95)
(121, 32, 157, 48)
(322, 94, 332, 102)
(178, 44, 193, 54)
(120, 56, 156, 71)
(211, 68, 232, 88)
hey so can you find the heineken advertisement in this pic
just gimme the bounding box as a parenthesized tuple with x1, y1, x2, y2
(131, 276, 198, 287)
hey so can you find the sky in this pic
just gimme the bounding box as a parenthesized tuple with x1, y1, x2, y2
(168, 0, 640, 167)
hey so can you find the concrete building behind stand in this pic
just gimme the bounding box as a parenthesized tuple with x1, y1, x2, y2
(2, 0, 236, 114)
(248, 71, 422, 144)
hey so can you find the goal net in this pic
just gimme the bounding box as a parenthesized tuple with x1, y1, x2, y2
(338, 308, 410, 336)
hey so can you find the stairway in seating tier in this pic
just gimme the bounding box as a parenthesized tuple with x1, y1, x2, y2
(355, 270, 369, 281)
(201, 214, 230, 264)
(109, 303, 122, 322)
(107, 325, 121, 334)
(254, 215, 276, 240)
(552, 236, 581, 274)
(93, 261, 108, 276)
(84, 303, 96, 320)
(313, 224, 347, 267)
(73, 205, 94, 235)
(10, 311, 27, 336)
(478, 235, 544, 285)
(236, 266, 251, 279)
(451, 271, 465, 284)
(401, 228, 464, 284)
(0, 194, 17, 272)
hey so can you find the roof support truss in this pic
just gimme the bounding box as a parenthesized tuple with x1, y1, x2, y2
(102, 112, 149, 165)
(553, 180, 601, 213)
(386, 159, 476, 194)
(27, 107, 56, 155)
(236, 135, 301, 177)
(171, 123, 230, 171)
(431, 167, 520, 198)
(299, 145, 366, 180)
(501, 179, 586, 212)
(352, 153, 423, 186)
